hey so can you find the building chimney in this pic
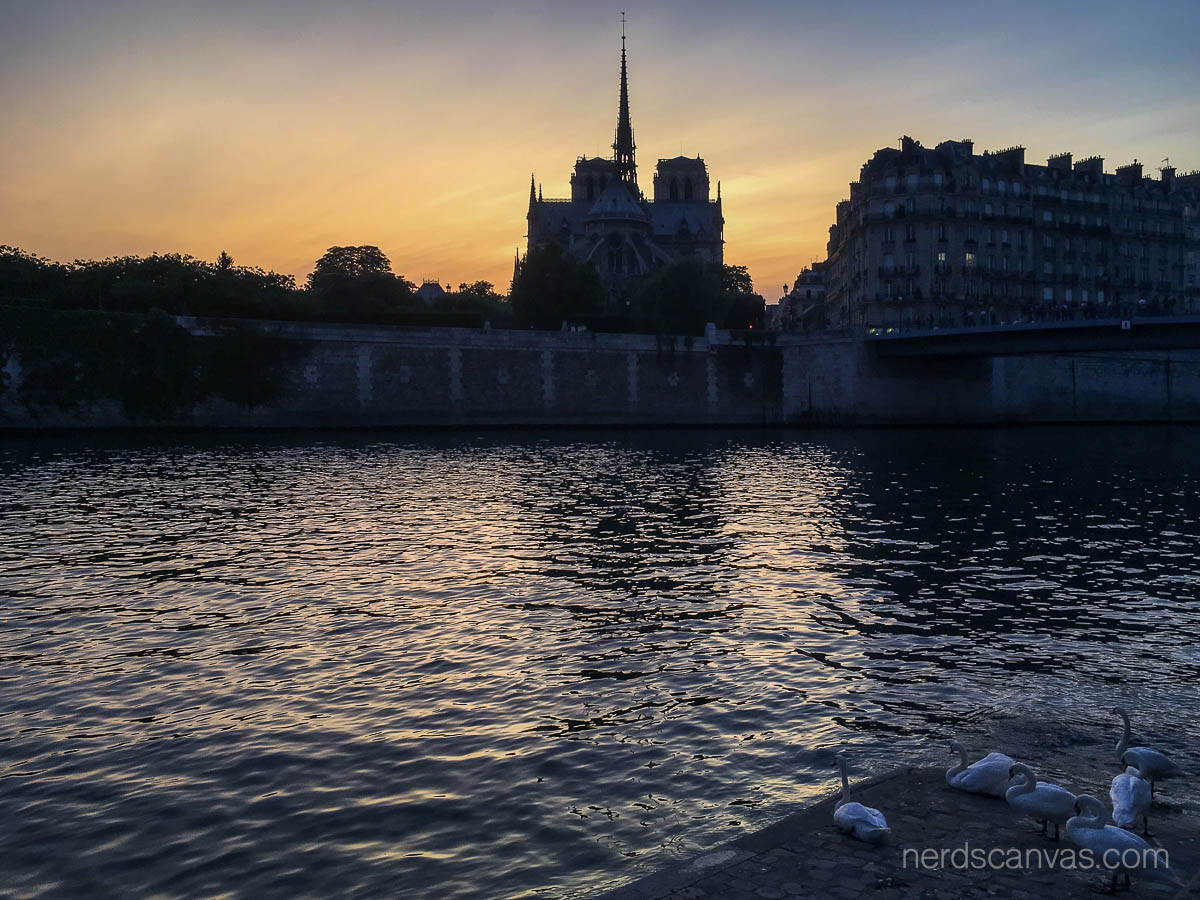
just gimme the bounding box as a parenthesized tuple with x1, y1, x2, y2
(1115, 161, 1143, 184)
(1047, 152, 1072, 171)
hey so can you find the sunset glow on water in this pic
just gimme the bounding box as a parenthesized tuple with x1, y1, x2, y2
(2, 428, 1198, 897)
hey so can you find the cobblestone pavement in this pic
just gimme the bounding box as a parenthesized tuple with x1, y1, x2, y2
(600, 759, 1198, 900)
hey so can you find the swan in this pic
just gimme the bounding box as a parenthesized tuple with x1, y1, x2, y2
(832, 755, 890, 844)
(1066, 795, 1180, 892)
(945, 741, 1015, 797)
(1005, 763, 1076, 840)
(1110, 762, 1152, 835)
(1113, 707, 1184, 796)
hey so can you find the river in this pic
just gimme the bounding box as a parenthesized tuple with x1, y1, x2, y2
(2, 426, 1198, 897)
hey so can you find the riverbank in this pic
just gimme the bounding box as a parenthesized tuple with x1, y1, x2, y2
(4, 308, 1200, 429)
(599, 721, 1198, 899)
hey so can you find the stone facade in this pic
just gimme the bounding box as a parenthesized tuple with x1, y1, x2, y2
(524, 35, 723, 294)
(824, 137, 1200, 329)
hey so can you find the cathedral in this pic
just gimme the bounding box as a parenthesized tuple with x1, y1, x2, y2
(523, 30, 724, 292)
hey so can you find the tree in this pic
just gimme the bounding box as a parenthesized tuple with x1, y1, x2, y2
(510, 244, 605, 329)
(718, 264, 766, 330)
(631, 258, 724, 335)
(720, 264, 754, 296)
(306, 245, 416, 322)
(630, 260, 765, 334)
(457, 280, 499, 298)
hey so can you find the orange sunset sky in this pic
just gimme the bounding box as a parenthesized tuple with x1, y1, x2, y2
(2, 0, 1198, 299)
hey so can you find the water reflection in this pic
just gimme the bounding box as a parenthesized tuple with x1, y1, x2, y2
(1, 427, 1198, 898)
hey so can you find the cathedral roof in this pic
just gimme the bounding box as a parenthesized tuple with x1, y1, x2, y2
(587, 179, 649, 222)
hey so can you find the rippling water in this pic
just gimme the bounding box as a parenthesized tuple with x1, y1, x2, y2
(2, 427, 1199, 898)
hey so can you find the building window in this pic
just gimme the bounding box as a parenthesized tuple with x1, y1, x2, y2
(998, 180, 1007, 194)
(884, 226, 894, 242)
(1065, 289, 1073, 302)
(965, 251, 977, 267)
(984, 203, 993, 217)
(934, 172, 944, 187)
(1044, 261, 1053, 275)
(1043, 287, 1054, 301)
(905, 224, 915, 241)
(937, 250, 947, 263)
(885, 175, 897, 191)
(1042, 210, 1053, 223)
(906, 174, 917, 191)
(937, 224, 947, 241)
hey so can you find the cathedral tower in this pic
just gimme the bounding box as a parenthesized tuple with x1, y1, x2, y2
(612, 20, 637, 188)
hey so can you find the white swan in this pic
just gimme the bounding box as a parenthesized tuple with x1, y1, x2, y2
(1066, 795, 1179, 892)
(1005, 763, 1076, 840)
(1113, 707, 1184, 796)
(945, 741, 1015, 797)
(1110, 762, 1152, 835)
(833, 755, 890, 844)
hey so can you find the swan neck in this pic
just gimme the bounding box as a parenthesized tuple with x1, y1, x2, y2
(1080, 797, 1106, 828)
(837, 758, 849, 801)
(1012, 766, 1034, 793)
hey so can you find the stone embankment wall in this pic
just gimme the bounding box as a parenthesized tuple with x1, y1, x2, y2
(1, 312, 1198, 428)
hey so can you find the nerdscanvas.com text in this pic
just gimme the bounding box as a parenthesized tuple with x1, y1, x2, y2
(902, 843, 1169, 872)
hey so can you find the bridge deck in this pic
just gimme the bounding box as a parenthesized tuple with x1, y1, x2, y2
(864, 316, 1200, 357)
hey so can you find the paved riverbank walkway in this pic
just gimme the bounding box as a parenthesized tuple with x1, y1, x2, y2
(601, 762, 1198, 900)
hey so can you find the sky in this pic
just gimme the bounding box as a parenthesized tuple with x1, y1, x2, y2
(2, 0, 1198, 298)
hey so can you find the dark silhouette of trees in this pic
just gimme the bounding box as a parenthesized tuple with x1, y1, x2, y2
(0, 244, 763, 333)
(0, 246, 299, 318)
(719, 263, 766, 330)
(457, 280, 498, 297)
(510, 243, 605, 329)
(631, 260, 765, 334)
(305, 245, 417, 322)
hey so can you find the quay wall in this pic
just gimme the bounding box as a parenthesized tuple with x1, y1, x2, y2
(1, 313, 1198, 428)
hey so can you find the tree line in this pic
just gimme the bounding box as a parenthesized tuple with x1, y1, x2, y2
(0, 243, 763, 334)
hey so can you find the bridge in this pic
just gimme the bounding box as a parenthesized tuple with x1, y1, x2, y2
(864, 316, 1200, 357)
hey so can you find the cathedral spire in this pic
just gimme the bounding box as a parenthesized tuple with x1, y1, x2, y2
(612, 13, 637, 187)
(528, 173, 536, 212)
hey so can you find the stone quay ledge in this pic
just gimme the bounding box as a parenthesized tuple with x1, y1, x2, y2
(598, 747, 1198, 899)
